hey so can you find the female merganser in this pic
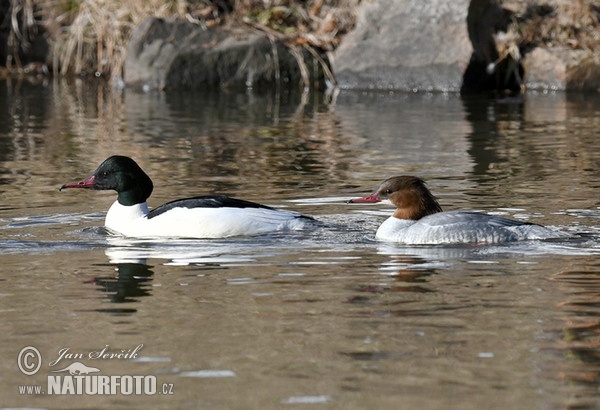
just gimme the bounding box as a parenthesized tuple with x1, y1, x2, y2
(60, 155, 315, 238)
(349, 176, 567, 245)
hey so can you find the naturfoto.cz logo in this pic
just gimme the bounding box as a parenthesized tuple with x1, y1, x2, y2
(17, 344, 174, 396)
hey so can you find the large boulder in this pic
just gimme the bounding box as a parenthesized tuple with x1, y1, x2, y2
(125, 17, 328, 91)
(332, 0, 472, 91)
(522, 47, 600, 91)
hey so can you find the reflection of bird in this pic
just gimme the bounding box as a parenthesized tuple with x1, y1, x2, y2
(60, 156, 315, 238)
(349, 176, 568, 244)
(93, 262, 154, 304)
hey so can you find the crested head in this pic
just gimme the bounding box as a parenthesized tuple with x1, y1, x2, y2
(350, 176, 443, 220)
(60, 155, 153, 206)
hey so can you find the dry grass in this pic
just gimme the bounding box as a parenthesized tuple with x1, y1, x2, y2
(5, 0, 38, 68)
(41, 0, 194, 77)
(7, 0, 357, 81)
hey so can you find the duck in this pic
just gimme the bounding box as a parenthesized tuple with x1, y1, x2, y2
(59, 155, 315, 238)
(349, 176, 568, 245)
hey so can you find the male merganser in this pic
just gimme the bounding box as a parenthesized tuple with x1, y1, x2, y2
(60, 155, 315, 238)
(349, 176, 567, 245)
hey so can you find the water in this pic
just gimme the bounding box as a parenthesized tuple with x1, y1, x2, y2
(1, 79, 600, 409)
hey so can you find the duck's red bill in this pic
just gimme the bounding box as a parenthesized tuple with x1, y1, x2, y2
(59, 175, 96, 191)
(348, 194, 381, 203)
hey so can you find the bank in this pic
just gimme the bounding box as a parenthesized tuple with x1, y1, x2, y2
(1, 0, 599, 92)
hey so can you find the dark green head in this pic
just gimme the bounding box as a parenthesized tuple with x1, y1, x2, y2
(60, 155, 153, 206)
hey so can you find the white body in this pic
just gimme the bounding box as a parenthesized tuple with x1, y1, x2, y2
(104, 201, 311, 238)
(375, 211, 567, 245)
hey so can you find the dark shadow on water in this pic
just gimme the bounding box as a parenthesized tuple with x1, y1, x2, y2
(461, 94, 525, 178)
(91, 262, 154, 313)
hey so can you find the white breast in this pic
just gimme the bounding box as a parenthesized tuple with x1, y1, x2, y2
(105, 201, 149, 235)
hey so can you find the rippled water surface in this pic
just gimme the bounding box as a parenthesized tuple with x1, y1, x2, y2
(1, 80, 600, 409)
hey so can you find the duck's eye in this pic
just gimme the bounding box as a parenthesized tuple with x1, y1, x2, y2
(383, 189, 392, 195)
(100, 171, 109, 178)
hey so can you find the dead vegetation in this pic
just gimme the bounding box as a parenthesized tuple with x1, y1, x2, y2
(505, 0, 600, 51)
(3, 0, 357, 80)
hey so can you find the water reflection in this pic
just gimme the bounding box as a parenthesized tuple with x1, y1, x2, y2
(549, 263, 600, 387)
(376, 243, 481, 274)
(92, 262, 154, 307)
(0, 79, 350, 205)
(2, 79, 600, 409)
(461, 95, 523, 177)
(104, 236, 278, 265)
(461, 92, 600, 214)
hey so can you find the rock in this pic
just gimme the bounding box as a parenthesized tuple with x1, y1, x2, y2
(497, 0, 600, 92)
(332, 0, 472, 92)
(125, 17, 329, 91)
(332, 0, 600, 93)
(522, 47, 570, 90)
(523, 46, 600, 91)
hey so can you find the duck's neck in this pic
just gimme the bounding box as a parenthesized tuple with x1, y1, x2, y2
(393, 201, 443, 220)
(389, 187, 443, 220)
(392, 191, 443, 220)
(118, 187, 150, 206)
(393, 207, 421, 220)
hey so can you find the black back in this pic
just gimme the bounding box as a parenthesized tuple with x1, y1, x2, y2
(147, 195, 277, 219)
